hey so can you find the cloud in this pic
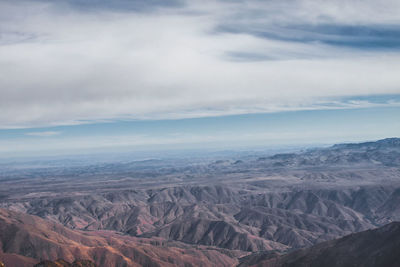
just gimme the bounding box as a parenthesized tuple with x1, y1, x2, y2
(0, 0, 400, 129)
(216, 24, 400, 50)
(25, 131, 61, 137)
(0, 0, 184, 13)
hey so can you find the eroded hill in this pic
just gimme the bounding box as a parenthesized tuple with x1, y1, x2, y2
(0, 208, 239, 267)
(1, 138, 400, 266)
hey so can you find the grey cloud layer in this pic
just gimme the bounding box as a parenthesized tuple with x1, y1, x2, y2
(0, 0, 400, 128)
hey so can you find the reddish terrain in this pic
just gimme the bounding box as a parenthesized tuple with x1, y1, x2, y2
(0, 208, 240, 267)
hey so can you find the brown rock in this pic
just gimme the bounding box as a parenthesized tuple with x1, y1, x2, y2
(71, 260, 97, 267)
(34, 259, 97, 267)
(0, 208, 237, 267)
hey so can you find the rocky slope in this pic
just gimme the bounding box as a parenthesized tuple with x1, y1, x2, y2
(34, 259, 97, 267)
(3, 185, 384, 252)
(5, 181, 400, 252)
(0, 208, 239, 267)
(239, 221, 400, 267)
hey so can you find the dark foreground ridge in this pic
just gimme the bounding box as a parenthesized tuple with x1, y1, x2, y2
(239, 221, 400, 267)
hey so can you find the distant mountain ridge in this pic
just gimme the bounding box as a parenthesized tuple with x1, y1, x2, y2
(331, 137, 400, 150)
(263, 137, 400, 167)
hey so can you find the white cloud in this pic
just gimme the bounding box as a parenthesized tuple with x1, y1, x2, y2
(0, 0, 400, 129)
(25, 131, 61, 137)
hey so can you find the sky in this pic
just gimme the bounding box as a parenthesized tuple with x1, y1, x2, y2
(0, 0, 399, 157)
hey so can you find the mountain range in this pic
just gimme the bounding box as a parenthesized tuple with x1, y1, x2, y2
(1, 138, 400, 266)
(1, 208, 400, 266)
